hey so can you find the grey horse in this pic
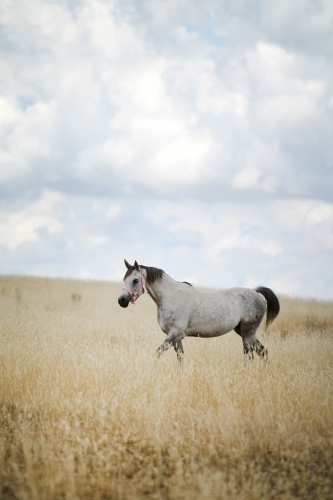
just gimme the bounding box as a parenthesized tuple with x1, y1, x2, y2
(118, 260, 280, 363)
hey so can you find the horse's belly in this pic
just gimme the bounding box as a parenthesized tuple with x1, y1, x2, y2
(186, 329, 229, 338)
(186, 316, 238, 338)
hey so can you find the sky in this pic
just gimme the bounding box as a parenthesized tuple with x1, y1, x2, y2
(0, 0, 333, 298)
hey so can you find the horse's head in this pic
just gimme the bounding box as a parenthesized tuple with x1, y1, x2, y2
(118, 259, 147, 308)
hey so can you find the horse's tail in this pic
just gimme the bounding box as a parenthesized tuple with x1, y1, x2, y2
(255, 286, 280, 328)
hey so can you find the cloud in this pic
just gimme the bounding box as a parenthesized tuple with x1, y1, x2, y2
(0, 0, 332, 298)
(0, 190, 63, 250)
(1, 0, 332, 201)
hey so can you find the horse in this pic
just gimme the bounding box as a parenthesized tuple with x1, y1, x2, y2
(118, 260, 280, 363)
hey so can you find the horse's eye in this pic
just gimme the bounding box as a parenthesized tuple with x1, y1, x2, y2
(133, 278, 139, 284)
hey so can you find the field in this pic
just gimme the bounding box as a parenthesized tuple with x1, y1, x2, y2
(0, 275, 332, 500)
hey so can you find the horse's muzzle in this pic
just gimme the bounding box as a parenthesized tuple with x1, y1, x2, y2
(118, 294, 130, 308)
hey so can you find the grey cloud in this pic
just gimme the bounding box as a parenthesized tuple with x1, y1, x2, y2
(0, 191, 332, 297)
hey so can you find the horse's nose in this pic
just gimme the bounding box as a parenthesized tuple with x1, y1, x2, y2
(118, 295, 129, 308)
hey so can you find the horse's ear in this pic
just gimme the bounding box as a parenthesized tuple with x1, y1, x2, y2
(124, 259, 131, 269)
(134, 260, 140, 271)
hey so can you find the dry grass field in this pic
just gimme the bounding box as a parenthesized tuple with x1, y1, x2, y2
(0, 275, 332, 500)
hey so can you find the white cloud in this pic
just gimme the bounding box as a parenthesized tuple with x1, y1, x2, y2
(210, 231, 282, 257)
(81, 1, 143, 62)
(0, 100, 56, 181)
(272, 200, 333, 228)
(307, 203, 333, 225)
(147, 201, 283, 259)
(234, 168, 259, 190)
(0, 97, 21, 132)
(247, 42, 295, 80)
(243, 42, 328, 135)
(271, 199, 333, 251)
(0, 190, 63, 250)
(147, 132, 220, 184)
(260, 80, 326, 130)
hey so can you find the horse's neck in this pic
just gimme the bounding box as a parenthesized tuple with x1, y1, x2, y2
(146, 274, 177, 307)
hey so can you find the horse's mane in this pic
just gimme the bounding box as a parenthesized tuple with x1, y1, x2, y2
(124, 265, 193, 287)
(124, 265, 164, 286)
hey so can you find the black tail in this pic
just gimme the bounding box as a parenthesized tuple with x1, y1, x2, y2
(255, 286, 280, 327)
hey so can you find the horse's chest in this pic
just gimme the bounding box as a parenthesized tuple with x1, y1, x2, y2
(157, 309, 172, 332)
(157, 306, 186, 333)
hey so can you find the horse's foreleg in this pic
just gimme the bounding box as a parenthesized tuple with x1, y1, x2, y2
(156, 330, 185, 358)
(173, 339, 184, 365)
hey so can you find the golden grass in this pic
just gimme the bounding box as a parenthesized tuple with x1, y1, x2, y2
(0, 275, 332, 499)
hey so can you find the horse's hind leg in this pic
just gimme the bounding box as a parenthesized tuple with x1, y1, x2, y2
(254, 340, 268, 359)
(239, 323, 268, 362)
(234, 323, 255, 359)
(234, 323, 241, 336)
(173, 339, 184, 365)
